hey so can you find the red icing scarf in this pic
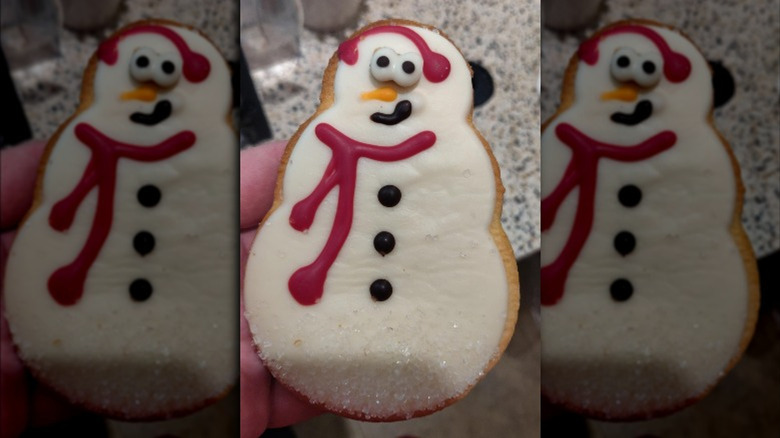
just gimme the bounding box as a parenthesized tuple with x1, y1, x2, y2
(288, 123, 436, 305)
(541, 123, 676, 305)
(48, 123, 195, 305)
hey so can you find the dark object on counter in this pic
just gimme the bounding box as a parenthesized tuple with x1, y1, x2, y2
(239, 50, 272, 148)
(469, 61, 494, 107)
(758, 250, 778, 310)
(0, 46, 33, 148)
(709, 60, 735, 108)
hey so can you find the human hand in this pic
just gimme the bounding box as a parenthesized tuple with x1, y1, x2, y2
(239, 141, 323, 438)
(1, 141, 83, 438)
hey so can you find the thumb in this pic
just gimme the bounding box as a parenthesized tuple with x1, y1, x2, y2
(240, 141, 287, 231)
(1, 141, 47, 230)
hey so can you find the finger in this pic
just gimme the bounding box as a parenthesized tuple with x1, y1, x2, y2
(1, 286, 29, 438)
(240, 334, 271, 438)
(240, 285, 270, 438)
(267, 382, 323, 429)
(1, 231, 17, 291)
(28, 384, 83, 428)
(240, 141, 287, 231)
(1, 141, 47, 230)
(239, 229, 257, 289)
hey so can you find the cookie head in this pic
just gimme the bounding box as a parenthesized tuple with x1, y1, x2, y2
(333, 24, 474, 124)
(91, 23, 228, 126)
(573, 23, 711, 121)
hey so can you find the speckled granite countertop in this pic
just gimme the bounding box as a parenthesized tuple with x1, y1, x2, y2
(541, 0, 780, 257)
(9, 0, 237, 139)
(250, 0, 541, 259)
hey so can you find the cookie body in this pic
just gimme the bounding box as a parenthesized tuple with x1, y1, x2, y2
(4, 21, 236, 419)
(244, 20, 519, 420)
(540, 20, 759, 419)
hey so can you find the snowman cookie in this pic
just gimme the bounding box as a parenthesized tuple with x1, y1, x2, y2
(3, 20, 236, 419)
(541, 20, 759, 419)
(244, 20, 519, 420)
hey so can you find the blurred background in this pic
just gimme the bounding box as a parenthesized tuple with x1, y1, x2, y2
(1, 0, 240, 437)
(540, 0, 779, 437)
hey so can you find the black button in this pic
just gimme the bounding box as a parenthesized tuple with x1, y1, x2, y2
(378, 185, 401, 207)
(130, 279, 153, 301)
(618, 185, 642, 207)
(133, 231, 155, 256)
(613, 231, 636, 256)
(373, 231, 396, 256)
(370, 279, 393, 301)
(376, 56, 390, 67)
(617, 56, 630, 68)
(137, 185, 161, 207)
(610, 279, 633, 302)
(642, 61, 656, 74)
(402, 61, 415, 74)
(136, 56, 149, 68)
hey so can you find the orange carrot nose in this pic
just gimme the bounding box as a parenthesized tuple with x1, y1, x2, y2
(360, 87, 397, 102)
(601, 85, 639, 102)
(120, 85, 158, 102)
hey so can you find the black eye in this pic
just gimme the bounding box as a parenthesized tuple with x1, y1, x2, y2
(642, 61, 656, 74)
(136, 56, 149, 68)
(617, 56, 630, 68)
(376, 56, 390, 67)
(402, 61, 415, 74)
(162, 61, 175, 74)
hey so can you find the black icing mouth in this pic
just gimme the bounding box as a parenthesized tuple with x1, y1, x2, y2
(130, 100, 172, 126)
(611, 100, 653, 126)
(370, 100, 412, 126)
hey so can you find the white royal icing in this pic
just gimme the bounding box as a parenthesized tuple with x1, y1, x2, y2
(541, 24, 755, 416)
(4, 24, 236, 418)
(244, 24, 515, 419)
